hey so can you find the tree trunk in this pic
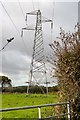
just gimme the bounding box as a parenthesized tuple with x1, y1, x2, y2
(2, 82, 4, 93)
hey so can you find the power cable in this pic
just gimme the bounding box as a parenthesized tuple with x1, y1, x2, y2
(0, 1, 20, 35)
(18, 0, 25, 20)
(37, 0, 39, 10)
(32, 0, 35, 10)
(0, 1, 27, 52)
(52, 1, 55, 22)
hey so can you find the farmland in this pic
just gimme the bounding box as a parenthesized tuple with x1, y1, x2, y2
(1, 93, 58, 118)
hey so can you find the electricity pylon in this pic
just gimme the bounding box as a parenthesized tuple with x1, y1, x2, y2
(21, 10, 53, 94)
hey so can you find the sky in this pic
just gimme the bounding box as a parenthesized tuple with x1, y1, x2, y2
(0, 0, 79, 86)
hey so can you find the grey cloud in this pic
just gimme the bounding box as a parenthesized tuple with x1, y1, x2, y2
(54, 2, 78, 31)
(1, 1, 78, 86)
(2, 50, 31, 75)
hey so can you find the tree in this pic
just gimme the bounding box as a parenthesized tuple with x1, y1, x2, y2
(0, 76, 12, 92)
(48, 23, 80, 120)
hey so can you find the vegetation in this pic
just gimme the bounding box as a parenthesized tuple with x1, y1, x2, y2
(1, 93, 58, 118)
(1, 85, 59, 93)
(0, 76, 12, 92)
(49, 23, 80, 120)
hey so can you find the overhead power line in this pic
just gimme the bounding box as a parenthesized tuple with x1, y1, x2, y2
(37, 0, 40, 10)
(0, 1, 27, 52)
(32, 0, 40, 11)
(0, 1, 20, 35)
(32, 0, 35, 10)
(18, 0, 25, 20)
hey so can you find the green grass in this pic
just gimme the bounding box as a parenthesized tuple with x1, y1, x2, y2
(1, 93, 58, 118)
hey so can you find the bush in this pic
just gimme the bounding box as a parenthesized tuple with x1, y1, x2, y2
(49, 23, 80, 119)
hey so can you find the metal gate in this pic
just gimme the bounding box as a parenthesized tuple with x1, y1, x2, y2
(0, 102, 71, 120)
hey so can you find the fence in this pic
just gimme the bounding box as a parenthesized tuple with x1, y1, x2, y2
(0, 102, 71, 120)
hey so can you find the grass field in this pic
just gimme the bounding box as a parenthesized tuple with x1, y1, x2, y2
(1, 93, 58, 118)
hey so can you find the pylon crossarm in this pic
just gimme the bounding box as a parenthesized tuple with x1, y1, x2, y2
(42, 16, 53, 23)
(22, 26, 35, 31)
(21, 26, 35, 37)
(42, 20, 52, 23)
(26, 10, 39, 15)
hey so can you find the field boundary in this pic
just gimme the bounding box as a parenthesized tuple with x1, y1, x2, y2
(0, 102, 71, 120)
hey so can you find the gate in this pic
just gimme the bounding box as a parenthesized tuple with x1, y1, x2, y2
(0, 102, 71, 120)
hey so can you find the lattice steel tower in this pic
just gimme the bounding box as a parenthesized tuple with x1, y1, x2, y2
(21, 10, 53, 94)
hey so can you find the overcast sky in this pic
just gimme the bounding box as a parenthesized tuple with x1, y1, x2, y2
(0, 0, 79, 86)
